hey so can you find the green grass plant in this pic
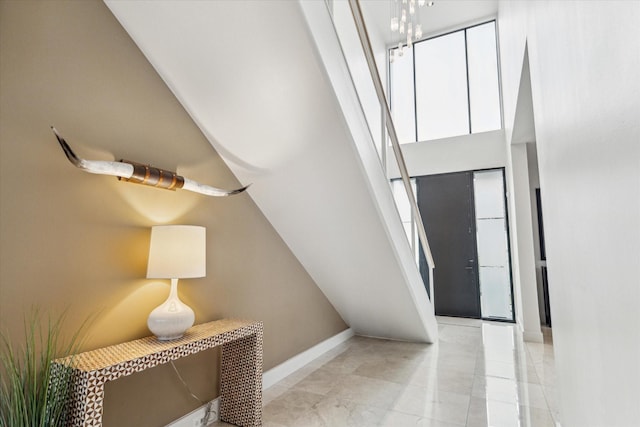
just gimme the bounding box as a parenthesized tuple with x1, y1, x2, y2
(0, 310, 87, 427)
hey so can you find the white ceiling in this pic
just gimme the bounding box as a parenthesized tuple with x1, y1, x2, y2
(360, 0, 499, 45)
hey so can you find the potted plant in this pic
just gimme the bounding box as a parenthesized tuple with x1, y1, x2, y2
(0, 310, 86, 427)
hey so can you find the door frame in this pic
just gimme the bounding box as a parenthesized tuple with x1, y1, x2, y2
(412, 167, 516, 322)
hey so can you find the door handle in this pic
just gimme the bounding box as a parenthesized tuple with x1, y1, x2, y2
(465, 266, 473, 270)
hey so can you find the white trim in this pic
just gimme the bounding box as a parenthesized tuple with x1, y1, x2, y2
(413, 14, 498, 47)
(262, 328, 354, 390)
(523, 330, 544, 343)
(166, 398, 219, 427)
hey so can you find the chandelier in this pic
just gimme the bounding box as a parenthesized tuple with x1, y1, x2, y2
(390, 0, 434, 62)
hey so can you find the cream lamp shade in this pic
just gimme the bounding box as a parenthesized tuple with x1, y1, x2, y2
(146, 225, 206, 340)
(147, 225, 206, 279)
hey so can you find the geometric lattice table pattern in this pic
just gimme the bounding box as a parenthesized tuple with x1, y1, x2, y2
(51, 319, 264, 426)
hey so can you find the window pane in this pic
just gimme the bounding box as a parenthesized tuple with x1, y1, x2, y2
(467, 22, 501, 133)
(403, 222, 412, 244)
(415, 31, 469, 141)
(473, 169, 505, 219)
(476, 218, 509, 267)
(473, 168, 512, 320)
(389, 47, 416, 144)
(392, 179, 411, 222)
(479, 267, 512, 319)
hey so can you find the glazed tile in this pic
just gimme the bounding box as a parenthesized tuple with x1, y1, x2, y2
(471, 376, 548, 409)
(316, 350, 369, 375)
(380, 410, 465, 427)
(407, 365, 476, 395)
(214, 319, 558, 427)
(354, 357, 421, 384)
(532, 360, 557, 388)
(275, 363, 319, 388)
(391, 386, 471, 425)
(261, 389, 325, 425)
(541, 385, 561, 423)
(430, 353, 478, 375)
(328, 373, 405, 409)
(466, 397, 556, 427)
(475, 358, 540, 384)
(291, 366, 345, 395)
(291, 397, 386, 427)
(262, 383, 289, 405)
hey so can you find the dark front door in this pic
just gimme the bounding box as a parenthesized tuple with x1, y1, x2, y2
(417, 171, 480, 318)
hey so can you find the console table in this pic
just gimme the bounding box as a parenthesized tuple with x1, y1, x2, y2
(51, 319, 263, 427)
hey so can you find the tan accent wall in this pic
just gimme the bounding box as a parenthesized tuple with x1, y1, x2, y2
(0, 1, 347, 425)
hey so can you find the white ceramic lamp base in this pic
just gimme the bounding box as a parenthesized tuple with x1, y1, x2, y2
(148, 278, 195, 341)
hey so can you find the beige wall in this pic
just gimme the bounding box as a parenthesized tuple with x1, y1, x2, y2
(0, 1, 347, 425)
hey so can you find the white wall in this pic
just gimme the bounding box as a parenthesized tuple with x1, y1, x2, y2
(503, 48, 543, 343)
(499, 1, 640, 426)
(526, 142, 546, 324)
(388, 130, 506, 178)
(508, 143, 542, 342)
(503, 145, 524, 329)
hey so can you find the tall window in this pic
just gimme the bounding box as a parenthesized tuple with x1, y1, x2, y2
(389, 21, 501, 143)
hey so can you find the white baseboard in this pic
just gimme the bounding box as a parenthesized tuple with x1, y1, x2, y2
(166, 398, 218, 427)
(262, 327, 354, 390)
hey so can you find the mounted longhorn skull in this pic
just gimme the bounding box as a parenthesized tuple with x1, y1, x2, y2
(51, 127, 249, 197)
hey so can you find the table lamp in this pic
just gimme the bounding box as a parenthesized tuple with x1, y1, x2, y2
(146, 225, 206, 340)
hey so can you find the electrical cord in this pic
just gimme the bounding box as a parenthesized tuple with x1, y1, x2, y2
(170, 360, 205, 404)
(170, 360, 215, 426)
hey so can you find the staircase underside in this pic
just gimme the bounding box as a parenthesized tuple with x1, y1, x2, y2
(106, 0, 437, 342)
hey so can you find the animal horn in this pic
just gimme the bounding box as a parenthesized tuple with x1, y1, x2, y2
(51, 127, 249, 197)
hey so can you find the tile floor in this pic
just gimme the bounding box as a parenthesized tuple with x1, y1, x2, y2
(220, 317, 559, 426)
